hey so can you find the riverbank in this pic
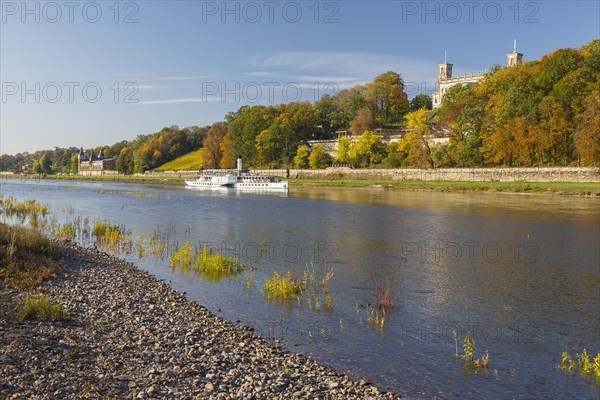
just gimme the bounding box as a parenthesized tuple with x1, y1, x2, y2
(0, 227, 400, 399)
(4, 172, 599, 196)
(289, 178, 600, 196)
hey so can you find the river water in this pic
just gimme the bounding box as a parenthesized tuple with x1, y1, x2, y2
(1, 178, 599, 399)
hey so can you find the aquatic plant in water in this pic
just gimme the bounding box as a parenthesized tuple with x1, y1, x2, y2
(557, 349, 600, 384)
(453, 330, 492, 373)
(263, 270, 305, 301)
(170, 243, 244, 281)
(93, 221, 132, 255)
(375, 277, 394, 309)
(0, 196, 48, 222)
(54, 223, 77, 241)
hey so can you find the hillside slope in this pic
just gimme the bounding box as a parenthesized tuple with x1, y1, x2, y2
(155, 149, 204, 171)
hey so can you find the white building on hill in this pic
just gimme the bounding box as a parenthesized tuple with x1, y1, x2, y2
(432, 43, 523, 109)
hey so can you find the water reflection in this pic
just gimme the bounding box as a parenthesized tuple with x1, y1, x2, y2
(1, 178, 598, 399)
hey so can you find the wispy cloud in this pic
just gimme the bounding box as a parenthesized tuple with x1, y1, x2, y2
(246, 51, 437, 84)
(136, 97, 220, 105)
(243, 71, 277, 77)
(156, 75, 215, 81)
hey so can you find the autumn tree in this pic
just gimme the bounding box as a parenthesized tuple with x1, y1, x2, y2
(365, 71, 409, 126)
(202, 122, 228, 169)
(532, 96, 571, 165)
(403, 109, 435, 168)
(575, 93, 600, 166)
(219, 132, 236, 169)
(349, 107, 374, 136)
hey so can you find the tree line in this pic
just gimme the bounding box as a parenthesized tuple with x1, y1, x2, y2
(2, 40, 598, 173)
(0, 126, 208, 175)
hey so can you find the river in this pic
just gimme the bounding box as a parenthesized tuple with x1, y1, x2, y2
(1, 177, 599, 399)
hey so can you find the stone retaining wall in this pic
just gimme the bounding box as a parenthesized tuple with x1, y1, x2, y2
(252, 167, 600, 183)
(143, 167, 599, 183)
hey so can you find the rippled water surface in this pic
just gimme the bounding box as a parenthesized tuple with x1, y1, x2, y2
(1, 178, 599, 399)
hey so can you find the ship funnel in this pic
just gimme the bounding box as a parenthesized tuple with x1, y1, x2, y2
(237, 157, 242, 172)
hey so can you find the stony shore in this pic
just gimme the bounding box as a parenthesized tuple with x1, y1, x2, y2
(0, 243, 401, 399)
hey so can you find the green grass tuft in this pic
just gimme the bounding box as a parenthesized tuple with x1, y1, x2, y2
(0, 223, 58, 289)
(21, 295, 68, 321)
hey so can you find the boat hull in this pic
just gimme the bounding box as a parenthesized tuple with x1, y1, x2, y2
(185, 180, 288, 190)
(226, 181, 288, 190)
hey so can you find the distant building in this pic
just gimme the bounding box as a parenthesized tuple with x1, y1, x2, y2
(77, 147, 116, 176)
(432, 42, 524, 109)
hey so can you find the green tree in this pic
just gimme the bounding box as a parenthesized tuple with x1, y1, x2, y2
(410, 93, 433, 111)
(332, 85, 367, 129)
(308, 144, 331, 169)
(536, 48, 584, 93)
(255, 102, 318, 166)
(349, 131, 386, 166)
(116, 147, 133, 174)
(32, 161, 42, 174)
(39, 154, 52, 174)
(293, 145, 310, 168)
(313, 94, 343, 138)
(70, 154, 79, 174)
(228, 105, 278, 162)
(335, 136, 351, 164)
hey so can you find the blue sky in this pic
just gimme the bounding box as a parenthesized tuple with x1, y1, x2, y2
(1, 0, 598, 154)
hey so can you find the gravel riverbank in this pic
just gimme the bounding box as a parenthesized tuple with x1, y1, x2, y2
(0, 243, 402, 399)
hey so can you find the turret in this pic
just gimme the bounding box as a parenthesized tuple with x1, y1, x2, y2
(507, 39, 523, 67)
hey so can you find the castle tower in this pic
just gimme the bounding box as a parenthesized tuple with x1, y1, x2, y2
(439, 52, 453, 82)
(78, 147, 85, 162)
(507, 39, 523, 67)
(438, 61, 453, 81)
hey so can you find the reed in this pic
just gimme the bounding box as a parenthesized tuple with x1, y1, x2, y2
(196, 247, 245, 280)
(54, 222, 77, 241)
(0, 195, 48, 221)
(263, 270, 305, 301)
(93, 221, 133, 255)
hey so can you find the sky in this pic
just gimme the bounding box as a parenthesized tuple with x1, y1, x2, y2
(1, 0, 599, 155)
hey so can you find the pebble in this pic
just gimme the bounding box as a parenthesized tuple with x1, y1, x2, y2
(0, 242, 402, 399)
